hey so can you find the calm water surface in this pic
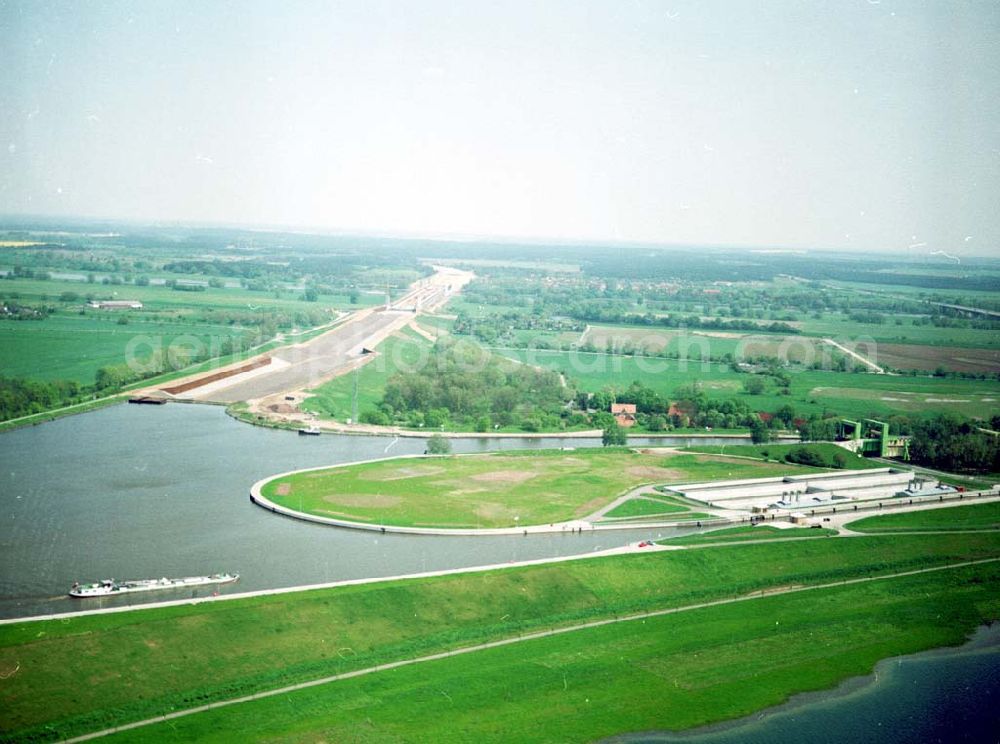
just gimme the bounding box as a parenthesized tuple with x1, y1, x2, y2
(0, 403, 718, 618)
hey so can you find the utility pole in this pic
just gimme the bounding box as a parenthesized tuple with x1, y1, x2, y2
(352, 365, 359, 424)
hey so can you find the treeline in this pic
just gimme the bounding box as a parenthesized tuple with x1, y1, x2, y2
(580, 251, 1000, 293)
(0, 377, 84, 421)
(562, 305, 799, 334)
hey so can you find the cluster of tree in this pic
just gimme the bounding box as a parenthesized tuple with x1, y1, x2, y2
(779, 446, 847, 469)
(915, 314, 1000, 332)
(166, 280, 207, 292)
(5, 265, 52, 280)
(0, 301, 51, 320)
(163, 260, 279, 279)
(582, 381, 780, 432)
(561, 304, 801, 335)
(848, 311, 885, 325)
(908, 414, 1000, 474)
(0, 377, 83, 421)
(452, 310, 582, 345)
(364, 338, 570, 431)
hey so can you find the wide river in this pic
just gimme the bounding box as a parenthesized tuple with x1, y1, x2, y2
(0, 403, 749, 619)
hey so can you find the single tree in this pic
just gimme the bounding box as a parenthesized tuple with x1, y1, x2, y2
(426, 433, 451, 455)
(750, 418, 772, 444)
(602, 421, 628, 447)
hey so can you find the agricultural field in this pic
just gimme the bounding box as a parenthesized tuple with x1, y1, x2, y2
(0, 274, 371, 316)
(493, 348, 1000, 422)
(847, 502, 1000, 533)
(260, 448, 820, 529)
(873, 342, 1000, 374)
(794, 314, 1000, 350)
(3, 532, 997, 742)
(0, 313, 256, 384)
(803, 382, 999, 420)
(580, 325, 826, 364)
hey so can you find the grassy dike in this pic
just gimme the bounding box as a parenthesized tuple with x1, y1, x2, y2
(111, 564, 1000, 743)
(659, 524, 840, 544)
(847, 501, 1000, 533)
(2, 533, 999, 741)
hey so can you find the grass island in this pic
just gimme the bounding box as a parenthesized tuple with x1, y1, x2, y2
(256, 447, 827, 531)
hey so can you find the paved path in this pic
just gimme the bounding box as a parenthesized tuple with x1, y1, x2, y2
(823, 338, 887, 374)
(62, 557, 1000, 743)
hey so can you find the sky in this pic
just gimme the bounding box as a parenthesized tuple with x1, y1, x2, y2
(1, 0, 998, 255)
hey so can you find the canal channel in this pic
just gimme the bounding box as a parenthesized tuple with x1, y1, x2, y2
(0, 403, 764, 619)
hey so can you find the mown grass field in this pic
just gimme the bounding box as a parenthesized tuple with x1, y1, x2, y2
(2, 533, 998, 742)
(601, 498, 691, 519)
(847, 501, 1000, 533)
(261, 448, 819, 528)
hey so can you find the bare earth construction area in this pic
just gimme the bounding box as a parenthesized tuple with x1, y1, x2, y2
(135, 266, 473, 408)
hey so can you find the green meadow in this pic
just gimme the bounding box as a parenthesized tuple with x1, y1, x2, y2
(261, 448, 818, 529)
(0, 313, 255, 384)
(601, 498, 692, 519)
(3, 531, 998, 742)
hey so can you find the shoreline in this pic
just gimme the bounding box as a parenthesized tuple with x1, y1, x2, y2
(0, 541, 670, 626)
(605, 622, 1000, 742)
(227, 406, 800, 440)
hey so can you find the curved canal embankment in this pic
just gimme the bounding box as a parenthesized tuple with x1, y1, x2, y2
(0, 541, 672, 625)
(249, 454, 736, 536)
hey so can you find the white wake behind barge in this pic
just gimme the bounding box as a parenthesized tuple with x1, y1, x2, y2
(69, 573, 239, 598)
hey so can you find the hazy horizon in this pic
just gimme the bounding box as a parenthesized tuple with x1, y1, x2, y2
(2, 1, 999, 257)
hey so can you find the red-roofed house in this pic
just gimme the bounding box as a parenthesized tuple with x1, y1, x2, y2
(611, 403, 637, 427)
